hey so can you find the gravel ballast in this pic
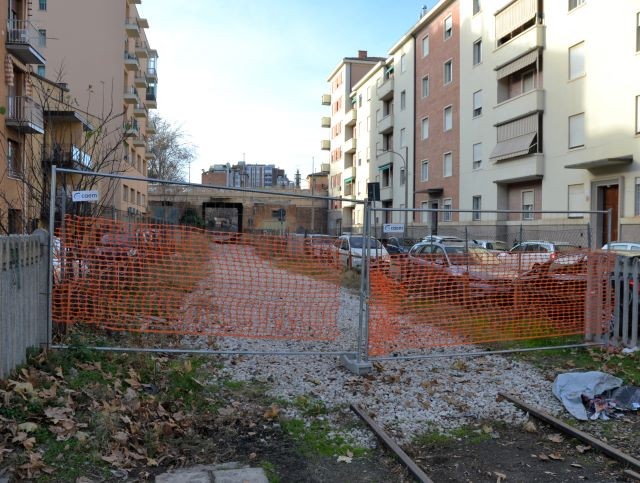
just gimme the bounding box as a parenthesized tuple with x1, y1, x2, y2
(210, 287, 566, 444)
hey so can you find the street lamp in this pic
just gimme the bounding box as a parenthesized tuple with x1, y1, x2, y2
(377, 146, 409, 237)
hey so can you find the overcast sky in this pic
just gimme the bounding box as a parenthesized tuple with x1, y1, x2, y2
(140, 1, 437, 183)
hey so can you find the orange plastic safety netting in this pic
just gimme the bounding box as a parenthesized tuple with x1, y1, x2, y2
(53, 216, 342, 340)
(368, 247, 614, 356)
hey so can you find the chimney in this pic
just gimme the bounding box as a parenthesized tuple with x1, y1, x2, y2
(358, 50, 368, 59)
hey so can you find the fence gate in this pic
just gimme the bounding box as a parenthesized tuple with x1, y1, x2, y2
(363, 205, 615, 358)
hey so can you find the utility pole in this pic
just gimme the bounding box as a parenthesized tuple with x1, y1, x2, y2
(310, 157, 315, 233)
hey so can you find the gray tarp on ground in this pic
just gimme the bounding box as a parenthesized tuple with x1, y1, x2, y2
(552, 371, 623, 420)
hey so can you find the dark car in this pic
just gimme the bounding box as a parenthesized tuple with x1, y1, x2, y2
(384, 237, 416, 255)
(401, 241, 516, 303)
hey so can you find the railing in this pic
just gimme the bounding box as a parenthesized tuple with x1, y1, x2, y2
(135, 39, 148, 50)
(124, 51, 138, 61)
(6, 96, 44, 129)
(146, 90, 157, 102)
(146, 67, 157, 77)
(124, 85, 138, 95)
(124, 119, 140, 135)
(43, 144, 92, 168)
(6, 19, 39, 44)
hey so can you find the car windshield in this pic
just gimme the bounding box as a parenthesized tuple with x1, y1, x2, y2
(490, 241, 509, 251)
(310, 237, 333, 245)
(555, 244, 579, 252)
(349, 237, 382, 249)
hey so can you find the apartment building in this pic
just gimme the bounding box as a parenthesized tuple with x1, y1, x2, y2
(458, 0, 640, 246)
(323, 50, 385, 235)
(31, 0, 158, 217)
(202, 162, 290, 188)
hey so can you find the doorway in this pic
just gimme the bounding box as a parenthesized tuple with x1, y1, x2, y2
(430, 201, 439, 236)
(598, 184, 619, 245)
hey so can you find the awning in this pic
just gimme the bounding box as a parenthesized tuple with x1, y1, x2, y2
(344, 177, 354, 183)
(45, 110, 94, 131)
(489, 132, 537, 161)
(378, 163, 392, 171)
(565, 155, 633, 170)
(496, 50, 538, 79)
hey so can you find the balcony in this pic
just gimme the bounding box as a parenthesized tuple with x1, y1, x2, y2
(145, 66, 158, 83)
(123, 119, 139, 136)
(145, 151, 156, 160)
(6, 19, 46, 65)
(343, 165, 356, 181)
(494, 89, 545, 125)
(145, 87, 157, 109)
(342, 194, 356, 208)
(145, 119, 156, 135)
(133, 134, 146, 147)
(321, 140, 330, 150)
(43, 144, 92, 170)
(6, 96, 44, 134)
(134, 70, 147, 87)
(321, 116, 330, 128)
(123, 86, 139, 104)
(344, 108, 357, 127)
(343, 137, 357, 154)
(127, 0, 141, 4)
(380, 185, 393, 201)
(493, 25, 545, 70)
(135, 39, 148, 58)
(493, 154, 544, 182)
(133, 103, 148, 118)
(377, 114, 394, 134)
(124, 52, 139, 71)
(377, 77, 394, 101)
(321, 94, 331, 106)
(125, 17, 140, 37)
(137, 17, 149, 29)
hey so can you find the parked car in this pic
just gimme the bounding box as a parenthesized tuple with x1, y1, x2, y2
(384, 237, 416, 255)
(400, 241, 516, 302)
(602, 241, 640, 254)
(498, 240, 582, 271)
(472, 239, 509, 251)
(304, 234, 336, 261)
(334, 235, 389, 270)
(421, 235, 464, 243)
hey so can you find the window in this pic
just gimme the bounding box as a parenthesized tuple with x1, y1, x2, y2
(39, 0, 46, 10)
(569, 42, 585, 79)
(400, 53, 407, 72)
(421, 201, 430, 223)
(137, 192, 142, 205)
(444, 15, 453, 39)
(569, 0, 584, 10)
(522, 190, 534, 220)
(490, 113, 541, 161)
(443, 152, 453, 177)
(422, 76, 430, 98)
(422, 35, 429, 57)
(472, 196, 481, 221)
(38, 29, 46, 48)
(123, 185, 128, 202)
(400, 167, 406, 185)
(400, 90, 406, 110)
(495, 0, 539, 46)
(568, 184, 584, 218)
(130, 188, 135, 202)
(636, 95, 640, 134)
(473, 39, 482, 65)
(37, 65, 45, 77)
(569, 113, 585, 148)
(635, 178, 640, 216)
(473, 0, 481, 15)
(7, 140, 21, 177)
(443, 198, 453, 221)
(473, 143, 482, 169)
(421, 160, 429, 181)
(400, 128, 406, 147)
(444, 60, 453, 84)
(443, 106, 452, 131)
(421, 117, 429, 140)
(473, 90, 482, 117)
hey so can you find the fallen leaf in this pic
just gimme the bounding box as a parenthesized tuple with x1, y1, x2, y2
(249, 452, 257, 460)
(537, 453, 550, 461)
(18, 422, 38, 433)
(8, 381, 35, 399)
(548, 453, 564, 461)
(263, 404, 280, 420)
(494, 471, 507, 483)
(75, 431, 89, 442)
(547, 433, 564, 443)
(451, 360, 468, 371)
(482, 424, 493, 434)
(146, 457, 159, 467)
(576, 445, 591, 453)
(337, 455, 353, 463)
(113, 431, 129, 445)
(523, 421, 537, 433)
(571, 463, 583, 468)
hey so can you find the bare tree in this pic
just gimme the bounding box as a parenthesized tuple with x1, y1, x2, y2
(147, 114, 196, 182)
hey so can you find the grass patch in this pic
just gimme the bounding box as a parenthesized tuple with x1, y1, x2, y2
(280, 418, 366, 458)
(293, 395, 329, 417)
(260, 460, 280, 483)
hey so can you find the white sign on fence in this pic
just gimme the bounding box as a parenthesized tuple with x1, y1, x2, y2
(383, 223, 404, 233)
(71, 190, 100, 202)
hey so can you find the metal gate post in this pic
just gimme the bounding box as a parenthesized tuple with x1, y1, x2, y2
(47, 165, 57, 347)
(341, 200, 373, 375)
